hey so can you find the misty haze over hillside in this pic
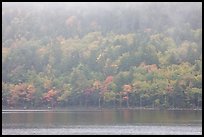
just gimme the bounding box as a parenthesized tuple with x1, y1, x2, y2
(2, 2, 202, 109)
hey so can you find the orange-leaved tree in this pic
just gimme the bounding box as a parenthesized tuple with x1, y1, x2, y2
(42, 88, 58, 108)
(122, 84, 132, 108)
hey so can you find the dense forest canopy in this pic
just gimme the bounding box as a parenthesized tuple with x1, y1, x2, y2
(2, 2, 202, 109)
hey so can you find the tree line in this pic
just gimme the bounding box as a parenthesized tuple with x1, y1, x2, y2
(2, 2, 202, 109)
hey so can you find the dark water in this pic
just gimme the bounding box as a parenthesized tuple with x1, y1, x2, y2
(2, 109, 202, 135)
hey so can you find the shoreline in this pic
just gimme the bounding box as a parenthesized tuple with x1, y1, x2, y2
(2, 107, 202, 112)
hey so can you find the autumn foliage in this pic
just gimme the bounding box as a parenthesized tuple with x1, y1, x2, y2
(8, 83, 36, 106)
(43, 89, 58, 102)
(2, 3, 202, 109)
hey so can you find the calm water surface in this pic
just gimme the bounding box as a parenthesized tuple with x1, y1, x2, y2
(2, 109, 202, 135)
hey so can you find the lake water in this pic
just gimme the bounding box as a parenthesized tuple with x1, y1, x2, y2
(2, 109, 202, 135)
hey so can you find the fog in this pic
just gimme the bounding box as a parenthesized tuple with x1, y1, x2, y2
(2, 2, 202, 110)
(3, 2, 201, 33)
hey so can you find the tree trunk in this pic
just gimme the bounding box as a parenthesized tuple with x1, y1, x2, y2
(98, 97, 101, 108)
(127, 94, 129, 108)
(120, 94, 122, 108)
(139, 94, 142, 108)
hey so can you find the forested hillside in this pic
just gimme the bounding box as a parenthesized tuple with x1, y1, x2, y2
(2, 2, 202, 109)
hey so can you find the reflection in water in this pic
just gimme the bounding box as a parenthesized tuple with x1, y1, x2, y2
(44, 112, 53, 127)
(123, 109, 131, 123)
(26, 112, 34, 124)
(2, 109, 202, 128)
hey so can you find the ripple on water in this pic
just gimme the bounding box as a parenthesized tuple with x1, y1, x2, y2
(2, 125, 202, 135)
